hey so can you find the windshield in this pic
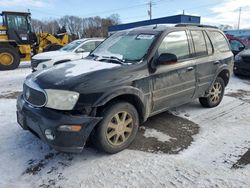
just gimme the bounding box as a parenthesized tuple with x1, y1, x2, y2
(91, 31, 156, 62)
(60, 40, 83, 52)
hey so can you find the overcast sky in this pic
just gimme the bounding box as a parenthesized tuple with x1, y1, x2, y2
(0, 0, 250, 29)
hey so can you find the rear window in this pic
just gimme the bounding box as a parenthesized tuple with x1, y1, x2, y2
(210, 31, 230, 52)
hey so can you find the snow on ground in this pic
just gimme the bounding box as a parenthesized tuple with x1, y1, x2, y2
(0, 62, 31, 94)
(143, 128, 176, 142)
(0, 65, 250, 187)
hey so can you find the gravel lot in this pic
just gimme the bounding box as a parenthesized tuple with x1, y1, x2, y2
(0, 62, 249, 187)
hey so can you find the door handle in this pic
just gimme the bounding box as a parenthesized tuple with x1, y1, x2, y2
(214, 61, 220, 65)
(186, 66, 194, 72)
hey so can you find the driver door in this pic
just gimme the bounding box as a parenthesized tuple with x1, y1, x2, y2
(151, 30, 196, 114)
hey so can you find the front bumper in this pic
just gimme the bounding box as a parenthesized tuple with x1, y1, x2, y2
(16, 95, 102, 153)
(234, 62, 250, 76)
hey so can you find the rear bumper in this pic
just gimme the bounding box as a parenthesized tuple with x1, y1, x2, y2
(16, 95, 102, 153)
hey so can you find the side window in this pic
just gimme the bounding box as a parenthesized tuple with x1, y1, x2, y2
(191, 30, 207, 57)
(80, 41, 96, 52)
(229, 39, 244, 51)
(158, 31, 190, 60)
(7, 15, 28, 31)
(204, 31, 213, 55)
(210, 31, 230, 52)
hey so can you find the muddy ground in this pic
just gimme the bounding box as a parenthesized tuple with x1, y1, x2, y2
(129, 111, 199, 154)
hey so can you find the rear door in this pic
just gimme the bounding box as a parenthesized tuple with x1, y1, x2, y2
(151, 30, 196, 114)
(190, 29, 218, 97)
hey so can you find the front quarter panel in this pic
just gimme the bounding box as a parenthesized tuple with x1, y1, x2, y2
(73, 63, 152, 120)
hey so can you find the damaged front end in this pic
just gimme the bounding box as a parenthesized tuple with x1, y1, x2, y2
(16, 95, 102, 153)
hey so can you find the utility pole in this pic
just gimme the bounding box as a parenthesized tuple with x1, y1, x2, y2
(148, 0, 152, 20)
(237, 7, 241, 30)
(183, 10, 185, 15)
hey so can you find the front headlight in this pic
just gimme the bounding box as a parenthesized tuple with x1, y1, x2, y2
(45, 89, 79, 110)
(235, 54, 242, 62)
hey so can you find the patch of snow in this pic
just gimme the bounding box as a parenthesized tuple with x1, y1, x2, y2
(143, 128, 176, 142)
(50, 59, 120, 77)
(0, 62, 31, 94)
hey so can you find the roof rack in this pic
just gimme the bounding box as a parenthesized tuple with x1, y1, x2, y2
(175, 23, 218, 29)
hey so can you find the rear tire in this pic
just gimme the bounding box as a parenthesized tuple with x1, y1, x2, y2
(199, 77, 225, 108)
(0, 45, 20, 70)
(92, 102, 139, 154)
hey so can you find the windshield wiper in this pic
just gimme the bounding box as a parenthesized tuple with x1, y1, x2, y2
(89, 53, 98, 57)
(99, 56, 126, 65)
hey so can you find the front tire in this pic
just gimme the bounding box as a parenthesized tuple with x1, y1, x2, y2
(0, 45, 20, 70)
(92, 102, 139, 154)
(199, 77, 225, 108)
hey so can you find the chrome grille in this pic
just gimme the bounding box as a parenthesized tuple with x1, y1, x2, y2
(23, 83, 47, 107)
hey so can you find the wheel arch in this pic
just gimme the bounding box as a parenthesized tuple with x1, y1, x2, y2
(94, 87, 149, 124)
(215, 68, 230, 86)
(0, 40, 18, 48)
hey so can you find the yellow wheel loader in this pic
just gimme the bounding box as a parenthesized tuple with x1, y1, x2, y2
(0, 11, 69, 70)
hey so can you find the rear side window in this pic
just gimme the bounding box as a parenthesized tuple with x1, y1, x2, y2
(204, 31, 213, 55)
(210, 31, 230, 52)
(158, 31, 190, 60)
(191, 30, 207, 57)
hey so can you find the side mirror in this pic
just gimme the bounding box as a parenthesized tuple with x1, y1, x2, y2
(156, 53, 177, 65)
(76, 48, 85, 53)
(239, 46, 245, 51)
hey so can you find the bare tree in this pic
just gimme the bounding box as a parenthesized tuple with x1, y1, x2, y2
(32, 14, 121, 39)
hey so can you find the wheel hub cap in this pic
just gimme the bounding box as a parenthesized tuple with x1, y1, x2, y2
(0, 52, 14, 66)
(106, 111, 133, 146)
(209, 82, 222, 103)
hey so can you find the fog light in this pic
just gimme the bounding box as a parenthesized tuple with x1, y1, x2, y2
(58, 125, 82, 132)
(44, 129, 55, 140)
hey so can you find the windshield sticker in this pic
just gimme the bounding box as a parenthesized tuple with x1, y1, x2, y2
(136, 34, 155, 40)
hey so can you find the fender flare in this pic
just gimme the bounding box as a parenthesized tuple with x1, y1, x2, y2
(93, 86, 150, 122)
(208, 65, 231, 92)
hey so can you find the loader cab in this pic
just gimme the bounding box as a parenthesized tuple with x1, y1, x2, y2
(1, 11, 36, 44)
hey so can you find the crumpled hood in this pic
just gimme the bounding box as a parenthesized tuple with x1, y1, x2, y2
(33, 50, 75, 60)
(28, 59, 120, 89)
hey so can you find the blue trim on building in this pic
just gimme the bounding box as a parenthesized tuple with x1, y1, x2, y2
(109, 14, 200, 32)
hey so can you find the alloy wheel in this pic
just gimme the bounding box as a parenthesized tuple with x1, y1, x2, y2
(209, 81, 222, 104)
(106, 111, 133, 146)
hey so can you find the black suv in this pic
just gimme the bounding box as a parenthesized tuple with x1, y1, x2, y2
(17, 24, 233, 153)
(234, 48, 250, 76)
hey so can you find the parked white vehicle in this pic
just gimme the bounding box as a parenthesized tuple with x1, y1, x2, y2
(31, 38, 104, 71)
